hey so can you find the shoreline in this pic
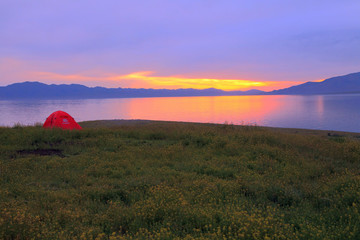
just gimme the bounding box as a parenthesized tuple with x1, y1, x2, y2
(2, 119, 359, 137)
(79, 119, 360, 138)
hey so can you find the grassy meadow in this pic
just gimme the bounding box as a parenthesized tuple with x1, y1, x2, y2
(1, 120, 360, 239)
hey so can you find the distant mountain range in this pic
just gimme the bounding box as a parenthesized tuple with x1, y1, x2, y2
(269, 72, 360, 95)
(0, 82, 264, 99)
(0, 72, 359, 99)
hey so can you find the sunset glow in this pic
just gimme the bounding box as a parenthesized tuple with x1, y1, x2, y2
(126, 95, 284, 124)
(1, 1, 359, 89)
(116, 71, 268, 90)
(312, 79, 326, 82)
(32, 70, 302, 91)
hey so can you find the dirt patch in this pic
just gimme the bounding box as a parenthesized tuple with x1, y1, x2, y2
(17, 149, 65, 157)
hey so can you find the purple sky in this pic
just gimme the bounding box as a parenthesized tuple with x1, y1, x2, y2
(1, 0, 359, 90)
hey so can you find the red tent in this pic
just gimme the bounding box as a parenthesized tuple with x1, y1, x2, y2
(43, 111, 82, 130)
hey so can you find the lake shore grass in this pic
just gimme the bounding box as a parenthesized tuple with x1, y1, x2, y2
(1, 120, 360, 239)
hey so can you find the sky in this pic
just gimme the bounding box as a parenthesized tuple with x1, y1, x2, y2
(1, 0, 359, 91)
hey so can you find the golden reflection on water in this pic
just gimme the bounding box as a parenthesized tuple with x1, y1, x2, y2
(1, 94, 360, 132)
(316, 95, 324, 118)
(125, 95, 286, 125)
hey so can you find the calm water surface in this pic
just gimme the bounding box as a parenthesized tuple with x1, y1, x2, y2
(1, 94, 360, 132)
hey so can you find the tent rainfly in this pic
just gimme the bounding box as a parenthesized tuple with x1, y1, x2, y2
(43, 111, 82, 130)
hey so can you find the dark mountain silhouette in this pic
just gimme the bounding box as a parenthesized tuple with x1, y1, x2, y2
(2, 72, 359, 99)
(269, 72, 360, 95)
(0, 81, 265, 99)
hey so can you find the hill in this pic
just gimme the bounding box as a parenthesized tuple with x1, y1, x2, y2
(270, 72, 360, 95)
(0, 82, 264, 99)
(2, 72, 360, 99)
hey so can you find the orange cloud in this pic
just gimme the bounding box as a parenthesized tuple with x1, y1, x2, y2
(32, 70, 303, 91)
(312, 79, 325, 82)
(114, 71, 268, 90)
(115, 71, 306, 91)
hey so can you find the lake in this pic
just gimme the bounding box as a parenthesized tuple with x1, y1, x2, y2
(1, 94, 360, 132)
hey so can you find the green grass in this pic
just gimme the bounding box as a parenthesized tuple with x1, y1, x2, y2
(1, 121, 360, 239)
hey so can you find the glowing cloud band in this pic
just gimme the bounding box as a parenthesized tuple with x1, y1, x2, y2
(115, 71, 268, 90)
(32, 71, 304, 91)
